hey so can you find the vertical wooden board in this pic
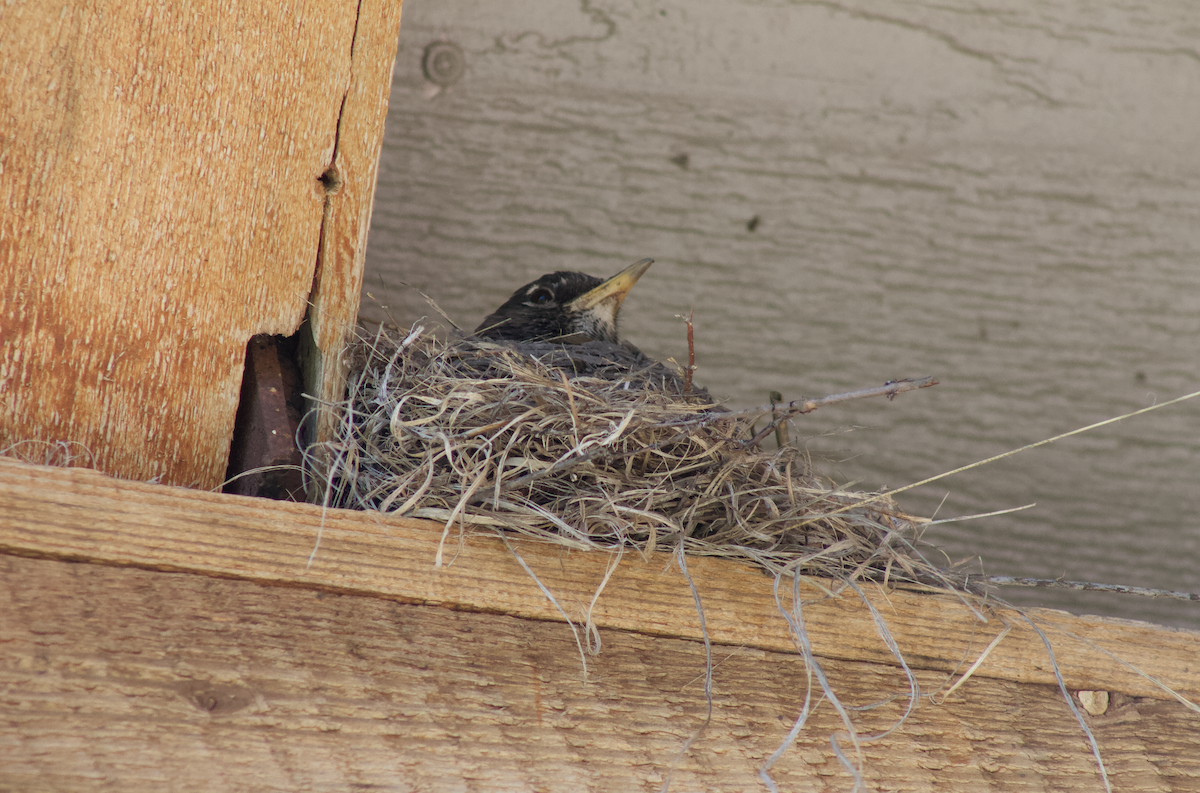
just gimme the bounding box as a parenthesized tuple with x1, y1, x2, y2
(305, 0, 405, 452)
(0, 1, 395, 489)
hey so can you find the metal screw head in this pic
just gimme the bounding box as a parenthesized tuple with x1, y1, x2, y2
(422, 41, 466, 87)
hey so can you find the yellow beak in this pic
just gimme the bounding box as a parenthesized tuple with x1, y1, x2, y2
(567, 258, 653, 312)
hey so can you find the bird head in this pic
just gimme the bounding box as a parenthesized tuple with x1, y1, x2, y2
(475, 258, 652, 344)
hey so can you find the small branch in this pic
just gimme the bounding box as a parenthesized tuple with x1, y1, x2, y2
(769, 390, 789, 449)
(744, 377, 938, 448)
(679, 311, 696, 394)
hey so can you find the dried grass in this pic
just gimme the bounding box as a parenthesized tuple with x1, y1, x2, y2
(305, 322, 1137, 792)
(311, 324, 961, 592)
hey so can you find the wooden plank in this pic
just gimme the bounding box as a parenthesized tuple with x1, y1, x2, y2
(302, 0, 405, 453)
(1, 456, 1197, 706)
(0, 1, 400, 490)
(2, 555, 1197, 792)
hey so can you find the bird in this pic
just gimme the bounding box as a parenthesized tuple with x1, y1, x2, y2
(474, 259, 653, 344)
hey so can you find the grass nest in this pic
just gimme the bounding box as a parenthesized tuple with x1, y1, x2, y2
(306, 322, 1140, 791)
(315, 324, 960, 593)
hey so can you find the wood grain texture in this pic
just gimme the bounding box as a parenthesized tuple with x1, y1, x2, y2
(0, 1, 400, 490)
(2, 554, 1198, 792)
(360, 0, 1200, 631)
(303, 0, 405, 454)
(2, 456, 1198, 708)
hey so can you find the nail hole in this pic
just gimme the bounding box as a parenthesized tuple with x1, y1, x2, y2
(422, 41, 466, 87)
(318, 167, 342, 194)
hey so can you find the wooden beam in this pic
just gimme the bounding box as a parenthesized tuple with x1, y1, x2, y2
(0, 0, 402, 490)
(3, 554, 1196, 792)
(303, 0, 405, 455)
(2, 457, 1197, 705)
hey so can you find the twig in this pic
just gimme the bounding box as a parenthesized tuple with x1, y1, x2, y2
(745, 377, 938, 448)
(560, 371, 581, 447)
(770, 390, 789, 448)
(685, 310, 695, 394)
(980, 576, 1200, 602)
(674, 311, 698, 394)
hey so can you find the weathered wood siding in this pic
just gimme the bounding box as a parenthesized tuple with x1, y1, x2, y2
(360, 0, 1200, 628)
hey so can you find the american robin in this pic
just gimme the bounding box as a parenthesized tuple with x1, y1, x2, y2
(474, 259, 652, 344)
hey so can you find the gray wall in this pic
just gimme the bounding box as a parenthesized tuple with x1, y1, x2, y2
(363, 0, 1200, 629)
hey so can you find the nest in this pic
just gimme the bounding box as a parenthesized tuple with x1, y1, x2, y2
(310, 324, 1136, 791)
(315, 325, 957, 591)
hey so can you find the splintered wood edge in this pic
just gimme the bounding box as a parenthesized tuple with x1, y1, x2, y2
(1, 457, 1197, 704)
(305, 0, 405, 452)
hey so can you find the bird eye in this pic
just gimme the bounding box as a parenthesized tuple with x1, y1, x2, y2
(529, 288, 553, 305)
